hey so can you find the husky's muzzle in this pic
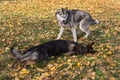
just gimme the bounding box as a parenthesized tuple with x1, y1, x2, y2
(56, 13, 68, 26)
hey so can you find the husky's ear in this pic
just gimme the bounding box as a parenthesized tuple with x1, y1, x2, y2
(62, 8, 68, 14)
(55, 8, 61, 15)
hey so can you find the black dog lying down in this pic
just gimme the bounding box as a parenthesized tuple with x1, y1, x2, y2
(10, 40, 96, 68)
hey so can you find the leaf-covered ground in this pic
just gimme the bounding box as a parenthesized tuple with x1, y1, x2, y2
(0, 0, 120, 80)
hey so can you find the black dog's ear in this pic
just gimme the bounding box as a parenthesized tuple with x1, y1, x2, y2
(87, 42, 97, 54)
(87, 42, 94, 48)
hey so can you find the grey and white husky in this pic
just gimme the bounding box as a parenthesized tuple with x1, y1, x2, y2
(56, 8, 99, 42)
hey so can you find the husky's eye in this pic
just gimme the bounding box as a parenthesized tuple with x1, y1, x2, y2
(57, 12, 60, 14)
(59, 13, 62, 15)
(63, 15, 66, 17)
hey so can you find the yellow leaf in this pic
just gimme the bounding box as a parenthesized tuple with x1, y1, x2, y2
(15, 77, 20, 80)
(53, 19, 57, 23)
(103, 54, 107, 58)
(36, 67, 45, 72)
(86, 61, 90, 66)
(106, 44, 111, 49)
(91, 72, 96, 80)
(77, 63, 81, 67)
(20, 68, 29, 75)
(110, 63, 116, 67)
(107, 51, 112, 55)
(67, 59, 71, 63)
(91, 62, 96, 66)
(43, 72, 49, 77)
(47, 64, 53, 69)
(50, 67, 56, 71)
(106, 57, 110, 62)
(109, 76, 116, 80)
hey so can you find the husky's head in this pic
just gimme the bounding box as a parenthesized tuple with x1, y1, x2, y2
(86, 42, 97, 54)
(56, 8, 68, 25)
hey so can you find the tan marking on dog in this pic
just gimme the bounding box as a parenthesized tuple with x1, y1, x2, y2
(69, 44, 75, 50)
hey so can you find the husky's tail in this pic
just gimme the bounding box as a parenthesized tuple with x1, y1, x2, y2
(91, 19, 99, 25)
(10, 47, 22, 60)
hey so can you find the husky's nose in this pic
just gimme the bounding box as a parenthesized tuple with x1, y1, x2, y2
(62, 20, 66, 24)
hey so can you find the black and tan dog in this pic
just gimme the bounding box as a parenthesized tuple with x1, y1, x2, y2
(10, 40, 96, 68)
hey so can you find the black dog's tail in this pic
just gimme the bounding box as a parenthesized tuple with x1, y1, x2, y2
(10, 47, 22, 60)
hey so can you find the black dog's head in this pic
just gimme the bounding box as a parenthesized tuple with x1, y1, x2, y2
(86, 42, 97, 54)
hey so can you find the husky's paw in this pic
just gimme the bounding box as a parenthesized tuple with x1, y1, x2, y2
(56, 37, 60, 40)
(83, 36, 88, 39)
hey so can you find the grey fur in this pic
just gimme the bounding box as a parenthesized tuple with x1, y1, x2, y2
(56, 8, 99, 42)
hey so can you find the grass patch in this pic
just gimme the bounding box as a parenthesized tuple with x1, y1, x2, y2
(0, 0, 120, 79)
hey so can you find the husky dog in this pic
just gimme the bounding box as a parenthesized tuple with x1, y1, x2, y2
(10, 40, 96, 68)
(56, 8, 99, 42)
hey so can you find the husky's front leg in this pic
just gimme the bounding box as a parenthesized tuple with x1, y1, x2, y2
(56, 27, 64, 39)
(71, 28, 77, 42)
